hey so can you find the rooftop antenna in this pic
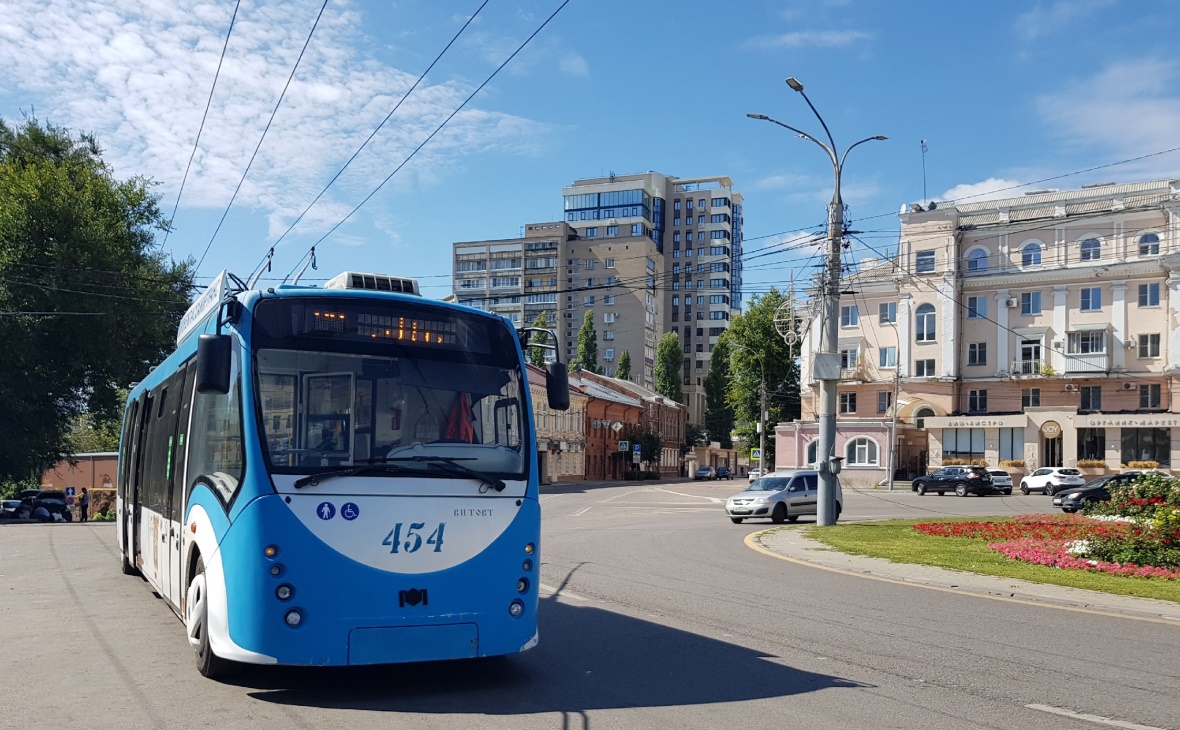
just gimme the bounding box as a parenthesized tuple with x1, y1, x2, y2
(920, 139, 929, 204)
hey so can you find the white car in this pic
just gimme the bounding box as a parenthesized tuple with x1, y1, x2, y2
(747, 468, 764, 482)
(987, 469, 1013, 495)
(1020, 467, 1084, 496)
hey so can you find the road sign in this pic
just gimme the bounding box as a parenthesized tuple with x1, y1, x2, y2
(611, 421, 623, 433)
(751, 448, 762, 461)
(64, 487, 76, 497)
(618, 440, 629, 452)
(632, 443, 642, 454)
(632, 452, 641, 464)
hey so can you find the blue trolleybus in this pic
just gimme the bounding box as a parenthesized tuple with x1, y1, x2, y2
(116, 269, 568, 677)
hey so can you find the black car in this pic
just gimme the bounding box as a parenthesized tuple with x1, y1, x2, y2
(1053, 472, 1140, 513)
(911, 466, 998, 496)
(22, 490, 73, 522)
(715, 466, 734, 480)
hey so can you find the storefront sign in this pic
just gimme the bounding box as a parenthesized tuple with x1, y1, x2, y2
(1040, 420, 1062, 438)
(1077, 415, 1180, 428)
(925, 415, 1027, 429)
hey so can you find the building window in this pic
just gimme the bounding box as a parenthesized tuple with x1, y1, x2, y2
(998, 427, 1024, 462)
(1139, 383, 1162, 409)
(805, 440, 818, 466)
(603, 295, 614, 305)
(944, 428, 984, 462)
(607, 225, 618, 237)
(915, 250, 935, 274)
(1022, 243, 1042, 267)
(840, 305, 859, 327)
(879, 302, 896, 324)
(877, 391, 892, 414)
(914, 358, 936, 377)
(1080, 385, 1101, 412)
(914, 407, 935, 429)
(586, 227, 598, 237)
(1080, 287, 1102, 311)
(1020, 291, 1042, 315)
(966, 248, 988, 272)
(584, 295, 594, 305)
(603, 331, 615, 341)
(839, 346, 859, 368)
(1138, 333, 1161, 358)
(967, 389, 987, 413)
(878, 346, 897, 368)
(967, 296, 986, 319)
(915, 303, 936, 341)
(967, 342, 987, 366)
(845, 437, 878, 466)
(1139, 282, 1161, 307)
(1122, 428, 1170, 466)
(1079, 238, 1101, 261)
(1139, 233, 1160, 256)
(1077, 428, 1105, 461)
(603, 312, 616, 324)
(1068, 330, 1105, 354)
(1021, 387, 1040, 408)
(839, 392, 857, 414)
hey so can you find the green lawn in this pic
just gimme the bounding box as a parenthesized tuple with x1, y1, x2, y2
(802, 518, 1180, 603)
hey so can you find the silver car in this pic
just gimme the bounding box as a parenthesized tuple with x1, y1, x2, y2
(725, 469, 843, 524)
(987, 469, 1014, 495)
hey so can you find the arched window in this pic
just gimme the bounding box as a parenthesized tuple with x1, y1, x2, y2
(914, 407, 935, 429)
(1140, 233, 1160, 256)
(1080, 238, 1101, 261)
(806, 440, 818, 466)
(1021, 243, 1042, 267)
(966, 248, 988, 272)
(915, 303, 936, 342)
(845, 437, 879, 466)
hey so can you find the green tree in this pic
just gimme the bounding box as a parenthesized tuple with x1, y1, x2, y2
(704, 334, 735, 448)
(615, 350, 631, 381)
(0, 118, 193, 482)
(527, 310, 550, 368)
(573, 310, 601, 374)
(67, 412, 123, 453)
(654, 331, 683, 403)
(724, 289, 799, 467)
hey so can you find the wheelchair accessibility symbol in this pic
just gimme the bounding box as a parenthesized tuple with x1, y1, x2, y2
(317, 502, 336, 520)
(341, 502, 360, 521)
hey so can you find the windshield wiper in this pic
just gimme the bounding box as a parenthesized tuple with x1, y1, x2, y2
(293, 463, 416, 489)
(376, 455, 506, 493)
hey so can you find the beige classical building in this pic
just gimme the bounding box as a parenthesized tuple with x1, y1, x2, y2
(525, 364, 587, 484)
(779, 179, 1180, 486)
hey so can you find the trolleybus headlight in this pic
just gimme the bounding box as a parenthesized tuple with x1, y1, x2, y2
(516, 578, 529, 594)
(524, 543, 535, 555)
(270, 564, 283, 576)
(284, 609, 303, 627)
(265, 545, 279, 558)
(522, 559, 532, 572)
(508, 600, 525, 618)
(276, 584, 294, 601)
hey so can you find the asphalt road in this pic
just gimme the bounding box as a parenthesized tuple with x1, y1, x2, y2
(2, 482, 1177, 730)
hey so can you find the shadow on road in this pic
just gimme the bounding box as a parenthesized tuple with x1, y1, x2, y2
(236, 594, 866, 713)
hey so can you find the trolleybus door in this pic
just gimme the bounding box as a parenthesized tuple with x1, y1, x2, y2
(129, 392, 152, 571)
(164, 364, 196, 609)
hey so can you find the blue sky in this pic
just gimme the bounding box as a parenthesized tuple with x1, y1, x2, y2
(3, 0, 1180, 301)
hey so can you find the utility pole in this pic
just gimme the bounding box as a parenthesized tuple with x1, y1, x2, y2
(748, 77, 886, 525)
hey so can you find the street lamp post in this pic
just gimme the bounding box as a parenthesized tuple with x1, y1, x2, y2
(748, 77, 886, 526)
(732, 343, 766, 476)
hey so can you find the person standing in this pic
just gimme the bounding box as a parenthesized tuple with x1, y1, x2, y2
(80, 487, 90, 522)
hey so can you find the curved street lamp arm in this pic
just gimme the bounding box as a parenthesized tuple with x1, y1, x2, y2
(748, 115, 837, 169)
(796, 90, 838, 162)
(839, 135, 888, 171)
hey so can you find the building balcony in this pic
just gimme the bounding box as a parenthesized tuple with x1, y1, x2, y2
(1063, 352, 1108, 373)
(1011, 359, 1046, 377)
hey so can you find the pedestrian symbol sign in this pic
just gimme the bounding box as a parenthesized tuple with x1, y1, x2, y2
(317, 502, 336, 520)
(619, 440, 629, 452)
(751, 448, 762, 461)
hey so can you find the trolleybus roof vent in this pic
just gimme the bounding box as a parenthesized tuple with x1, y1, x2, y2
(324, 271, 420, 296)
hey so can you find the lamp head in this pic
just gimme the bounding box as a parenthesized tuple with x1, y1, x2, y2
(747, 113, 769, 120)
(873, 135, 888, 141)
(785, 77, 804, 92)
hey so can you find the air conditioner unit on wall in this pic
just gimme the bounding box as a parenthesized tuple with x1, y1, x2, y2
(1005, 298, 1018, 308)
(1064, 383, 1078, 392)
(1123, 382, 1138, 391)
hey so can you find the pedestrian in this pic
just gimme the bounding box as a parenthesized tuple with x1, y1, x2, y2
(80, 487, 90, 522)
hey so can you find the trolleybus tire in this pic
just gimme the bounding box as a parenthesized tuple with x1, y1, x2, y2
(189, 557, 232, 679)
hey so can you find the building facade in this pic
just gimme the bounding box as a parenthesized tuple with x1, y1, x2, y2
(578, 370, 688, 475)
(780, 179, 1180, 486)
(525, 364, 587, 484)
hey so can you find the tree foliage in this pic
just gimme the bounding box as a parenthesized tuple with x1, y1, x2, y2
(682, 422, 707, 453)
(653, 331, 683, 404)
(724, 289, 800, 466)
(704, 334, 734, 448)
(620, 424, 662, 471)
(527, 310, 550, 368)
(0, 118, 192, 481)
(573, 310, 601, 374)
(615, 350, 631, 381)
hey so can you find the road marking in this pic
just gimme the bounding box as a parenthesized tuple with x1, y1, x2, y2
(743, 530, 1180, 627)
(538, 583, 587, 601)
(1025, 704, 1168, 730)
(654, 488, 724, 504)
(569, 506, 593, 517)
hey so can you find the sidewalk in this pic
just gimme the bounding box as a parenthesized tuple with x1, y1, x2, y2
(753, 526, 1180, 625)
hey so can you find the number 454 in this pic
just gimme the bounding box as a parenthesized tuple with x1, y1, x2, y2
(382, 522, 445, 553)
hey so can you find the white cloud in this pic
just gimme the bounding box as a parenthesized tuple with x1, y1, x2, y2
(1013, 0, 1114, 41)
(559, 53, 589, 77)
(940, 178, 1025, 204)
(749, 173, 813, 191)
(746, 30, 872, 50)
(0, 0, 550, 250)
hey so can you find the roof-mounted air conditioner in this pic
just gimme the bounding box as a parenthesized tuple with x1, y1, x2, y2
(324, 271, 420, 295)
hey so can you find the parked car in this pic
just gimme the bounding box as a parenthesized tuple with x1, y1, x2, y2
(987, 469, 1014, 495)
(911, 466, 996, 496)
(1053, 472, 1141, 513)
(725, 469, 843, 524)
(1, 499, 22, 519)
(747, 468, 764, 482)
(694, 466, 717, 481)
(1020, 467, 1085, 495)
(715, 466, 734, 480)
(25, 490, 73, 522)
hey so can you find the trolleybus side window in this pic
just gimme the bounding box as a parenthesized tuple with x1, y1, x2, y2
(118, 399, 140, 501)
(188, 344, 245, 503)
(168, 363, 197, 522)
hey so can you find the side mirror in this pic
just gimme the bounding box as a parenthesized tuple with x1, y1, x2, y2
(196, 334, 232, 394)
(545, 362, 570, 411)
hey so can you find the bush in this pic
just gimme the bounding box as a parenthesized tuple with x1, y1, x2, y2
(623, 470, 641, 480)
(1081, 472, 1180, 568)
(642, 471, 661, 480)
(0, 476, 41, 500)
(88, 509, 116, 522)
(1127, 460, 1161, 470)
(942, 458, 987, 467)
(998, 459, 1025, 468)
(1076, 459, 1107, 468)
